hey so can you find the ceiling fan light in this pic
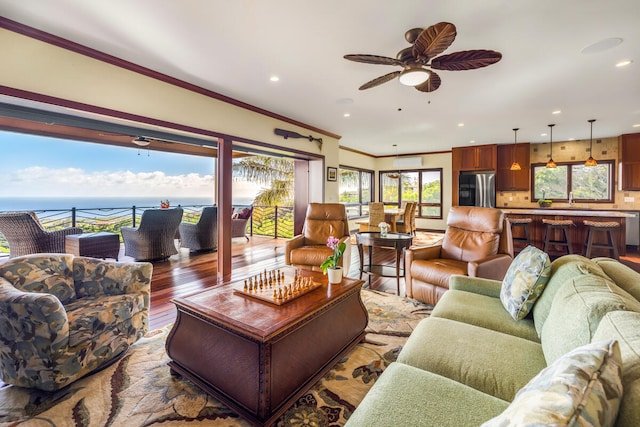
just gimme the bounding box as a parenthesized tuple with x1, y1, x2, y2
(510, 161, 522, 171)
(132, 136, 150, 147)
(399, 68, 429, 86)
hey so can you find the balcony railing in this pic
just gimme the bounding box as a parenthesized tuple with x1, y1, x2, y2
(0, 204, 294, 256)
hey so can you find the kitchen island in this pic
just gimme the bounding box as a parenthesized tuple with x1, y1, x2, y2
(501, 208, 635, 257)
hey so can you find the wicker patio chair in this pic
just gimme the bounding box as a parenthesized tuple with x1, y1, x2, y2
(121, 208, 183, 261)
(179, 206, 218, 252)
(0, 211, 82, 258)
(231, 206, 253, 241)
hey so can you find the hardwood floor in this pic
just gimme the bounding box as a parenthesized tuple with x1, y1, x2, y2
(139, 236, 410, 330)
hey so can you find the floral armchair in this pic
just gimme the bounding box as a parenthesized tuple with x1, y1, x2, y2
(0, 253, 152, 391)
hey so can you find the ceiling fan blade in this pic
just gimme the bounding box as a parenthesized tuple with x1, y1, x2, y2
(415, 71, 442, 92)
(412, 22, 457, 62)
(344, 54, 403, 66)
(430, 49, 502, 70)
(359, 71, 402, 90)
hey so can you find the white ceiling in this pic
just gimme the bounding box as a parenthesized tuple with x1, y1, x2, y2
(1, 0, 639, 156)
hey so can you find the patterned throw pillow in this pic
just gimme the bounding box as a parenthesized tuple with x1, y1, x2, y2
(482, 340, 623, 427)
(500, 245, 551, 320)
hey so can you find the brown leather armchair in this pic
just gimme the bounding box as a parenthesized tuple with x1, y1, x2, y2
(285, 203, 351, 273)
(405, 206, 513, 305)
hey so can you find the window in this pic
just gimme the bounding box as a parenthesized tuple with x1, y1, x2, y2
(380, 169, 443, 218)
(533, 160, 614, 202)
(339, 166, 374, 217)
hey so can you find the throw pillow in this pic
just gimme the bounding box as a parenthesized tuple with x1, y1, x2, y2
(481, 340, 623, 427)
(238, 208, 252, 219)
(500, 245, 551, 320)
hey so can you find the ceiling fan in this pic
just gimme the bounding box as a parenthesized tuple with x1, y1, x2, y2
(344, 22, 502, 93)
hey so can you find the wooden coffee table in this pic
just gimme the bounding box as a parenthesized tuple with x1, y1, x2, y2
(165, 267, 367, 426)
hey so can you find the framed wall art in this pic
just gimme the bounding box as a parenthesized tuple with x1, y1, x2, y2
(327, 167, 337, 182)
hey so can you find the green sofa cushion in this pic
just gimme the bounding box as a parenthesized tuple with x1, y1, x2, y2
(449, 274, 502, 298)
(541, 275, 640, 364)
(397, 317, 546, 401)
(593, 311, 640, 427)
(533, 255, 610, 338)
(482, 340, 622, 427)
(500, 245, 551, 320)
(593, 257, 640, 301)
(345, 362, 509, 427)
(431, 289, 539, 342)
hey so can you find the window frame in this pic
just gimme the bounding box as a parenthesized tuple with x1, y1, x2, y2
(379, 168, 443, 219)
(338, 165, 375, 218)
(531, 159, 615, 204)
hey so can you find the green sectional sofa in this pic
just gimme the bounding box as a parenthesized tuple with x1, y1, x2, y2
(347, 254, 640, 426)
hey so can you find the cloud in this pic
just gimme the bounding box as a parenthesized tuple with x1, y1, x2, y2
(1, 166, 220, 198)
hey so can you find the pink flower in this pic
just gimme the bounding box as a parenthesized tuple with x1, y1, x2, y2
(326, 236, 340, 250)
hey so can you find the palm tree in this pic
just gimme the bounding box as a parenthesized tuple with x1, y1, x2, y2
(232, 156, 294, 206)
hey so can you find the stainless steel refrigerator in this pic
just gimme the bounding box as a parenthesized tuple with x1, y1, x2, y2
(458, 172, 496, 208)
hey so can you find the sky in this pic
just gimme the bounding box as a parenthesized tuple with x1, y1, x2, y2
(0, 130, 260, 201)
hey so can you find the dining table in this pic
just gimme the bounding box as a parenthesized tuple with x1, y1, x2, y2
(384, 208, 405, 232)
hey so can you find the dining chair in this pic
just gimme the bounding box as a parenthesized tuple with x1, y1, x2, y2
(395, 202, 415, 234)
(367, 202, 386, 232)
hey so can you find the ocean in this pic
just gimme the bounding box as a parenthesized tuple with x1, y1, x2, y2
(0, 196, 255, 211)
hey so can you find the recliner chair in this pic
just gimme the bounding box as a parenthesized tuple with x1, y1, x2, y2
(285, 203, 352, 273)
(405, 206, 513, 306)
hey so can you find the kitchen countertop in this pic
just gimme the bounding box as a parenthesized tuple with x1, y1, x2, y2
(501, 208, 636, 218)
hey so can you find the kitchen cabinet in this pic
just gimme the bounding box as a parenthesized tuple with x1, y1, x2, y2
(619, 133, 640, 190)
(452, 144, 496, 206)
(453, 145, 496, 171)
(496, 143, 530, 191)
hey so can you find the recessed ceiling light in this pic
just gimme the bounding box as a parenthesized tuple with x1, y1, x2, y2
(458, 123, 465, 127)
(633, 124, 640, 128)
(616, 59, 633, 67)
(270, 76, 280, 82)
(568, 138, 575, 141)
(469, 140, 475, 144)
(343, 113, 351, 118)
(581, 37, 623, 54)
(541, 133, 548, 137)
(552, 110, 562, 115)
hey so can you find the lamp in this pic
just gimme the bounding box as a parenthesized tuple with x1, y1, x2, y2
(545, 124, 557, 168)
(510, 127, 521, 171)
(398, 67, 430, 86)
(388, 144, 400, 179)
(132, 136, 151, 147)
(584, 119, 598, 166)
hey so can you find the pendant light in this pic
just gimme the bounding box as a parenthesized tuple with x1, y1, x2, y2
(388, 144, 400, 179)
(545, 124, 557, 168)
(584, 119, 598, 166)
(510, 128, 521, 171)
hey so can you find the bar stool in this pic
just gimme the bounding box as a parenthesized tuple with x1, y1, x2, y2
(542, 219, 574, 255)
(583, 220, 620, 259)
(507, 217, 532, 251)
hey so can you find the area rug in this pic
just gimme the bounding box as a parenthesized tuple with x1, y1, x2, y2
(0, 289, 432, 427)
